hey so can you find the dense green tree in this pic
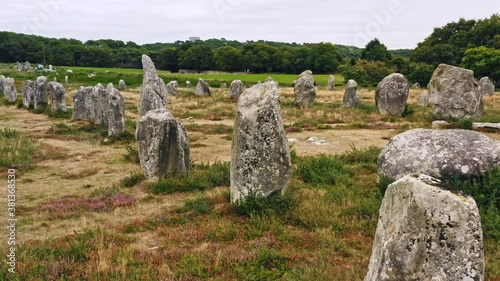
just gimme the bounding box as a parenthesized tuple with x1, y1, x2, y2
(361, 39, 392, 62)
(306, 43, 342, 74)
(389, 56, 410, 75)
(339, 59, 393, 86)
(213, 46, 243, 72)
(157, 48, 179, 72)
(407, 62, 435, 86)
(462, 46, 500, 84)
(242, 43, 279, 73)
(178, 46, 214, 72)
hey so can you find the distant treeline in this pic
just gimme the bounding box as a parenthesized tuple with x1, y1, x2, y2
(0, 13, 497, 86)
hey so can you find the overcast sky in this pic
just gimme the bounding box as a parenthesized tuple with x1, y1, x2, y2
(1, 0, 498, 49)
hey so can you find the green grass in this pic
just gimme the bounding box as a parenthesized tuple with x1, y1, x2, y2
(0, 128, 38, 168)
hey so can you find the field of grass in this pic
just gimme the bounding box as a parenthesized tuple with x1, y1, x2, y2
(0, 65, 499, 280)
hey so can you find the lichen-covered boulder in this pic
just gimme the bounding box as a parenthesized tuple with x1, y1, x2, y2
(478, 77, 495, 96)
(294, 70, 316, 107)
(428, 64, 483, 120)
(3, 78, 18, 102)
(34, 76, 49, 109)
(378, 128, 500, 180)
(166, 81, 178, 96)
(364, 175, 484, 281)
(375, 73, 409, 117)
(418, 90, 429, 107)
(136, 108, 190, 179)
(342, 79, 361, 108)
(72, 86, 95, 121)
(194, 78, 211, 96)
(230, 80, 244, 99)
(231, 81, 292, 202)
(139, 55, 167, 117)
(22, 80, 35, 108)
(47, 82, 67, 112)
(119, 79, 126, 91)
(89, 84, 109, 126)
(107, 88, 125, 136)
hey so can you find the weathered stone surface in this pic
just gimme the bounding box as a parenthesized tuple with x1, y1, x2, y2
(327, 75, 335, 90)
(418, 90, 429, 107)
(230, 80, 244, 99)
(72, 86, 94, 121)
(166, 81, 178, 96)
(34, 76, 49, 109)
(266, 77, 273, 82)
(195, 78, 211, 96)
(431, 120, 450, 129)
(106, 83, 114, 93)
(22, 80, 35, 108)
(428, 64, 483, 120)
(3, 78, 18, 102)
(294, 70, 316, 107)
(365, 175, 484, 281)
(375, 73, 409, 117)
(90, 84, 109, 125)
(478, 77, 495, 96)
(47, 82, 67, 112)
(136, 108, 190, 179)
(220, 83, 227, 88)
(411, 82, 420, 89)
(342, 79, 361, 108)
(231, 81, 292, 202)
(473, 122, 500, 131)
(0, 75, 5, 96)
(186, 80, 191, 87)
(378, 128, 500, 180)
(119, 79, 126, 90)
(107, 88, 125, 136)
(65, 76, 69, 84)
(139, 54, 168, 117)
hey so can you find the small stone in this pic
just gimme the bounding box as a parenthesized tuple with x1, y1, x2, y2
(477, 77, 495, 96)
(194, 78, 211, 96)
(220, 83, 227, 88)
(431, 120, 450, 129)
(119, 79, 126, 90)
(166, 81, 178, 96)
(327, 75, 335, 90)
(230, 80, 244, 99)
(418, 90, 429, 107)
(294, 70, 316, 107)
(342, 79, 361, 108)
(106, 83, 114, 93)
(412, 82, 420, 89)
(375, 73, 409, 117)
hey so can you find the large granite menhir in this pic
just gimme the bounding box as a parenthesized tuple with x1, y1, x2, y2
(139, 54, 167, 117)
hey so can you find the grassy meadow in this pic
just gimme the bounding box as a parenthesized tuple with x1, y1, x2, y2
(0, 65, 499, 280)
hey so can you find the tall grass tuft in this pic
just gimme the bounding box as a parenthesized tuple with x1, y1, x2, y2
(0, 128, 38, 168)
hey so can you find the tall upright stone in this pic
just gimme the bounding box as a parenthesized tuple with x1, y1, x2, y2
(365, 175, 484, 281)
(166, 81, 178, 96)
(327, 75, 335, 90)
(22, 80, 36, 108)
(47, 82, 67, 112)
(3, 78, 18, 102)
(428, 64, 483, 120)
(90, 84, 109, 126)
(418, 90, 429, 107)
(231, 81, 292, 202)
(342, 79, 361, 108)
(375, 73, 409, 117)
(108, 88, 125, 136)
(34, 76, 49, 109)
(139, 54, 167, 117)
(294, 70, 316, 107)
(0, 75, 5, 96)
(186, 80, 192, 88)
(230, 80, 244, 99)
(478, 77, 495, 96)
(72, 86, 95, 121)
(194, 78, 211, 96)
(118, 79, 126, 91)
(136, 108, 190, 179)
(106, 82, 114, 93)
(65, 76, 69, 84)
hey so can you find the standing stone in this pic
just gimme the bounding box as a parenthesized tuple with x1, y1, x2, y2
(364, 175, 484, 281)
(22, 80, 35, 108)
(194, 78, 211, 96)
(266, 77, 273, 82)
(378, 128, 500, 181)
(428, 64, 483, 120)
(231, 81, 292, 203)
(3, 78, 18, 102)
(119, 79, 126, 91)
(90, 84, 109, 126)
(108, 88, 125, 136)
(0, 75, 5, 96)
(34, 76, 49, 109)
(53, 77, 57, 82)
(411, 82, 420, 89)
(166, 81, 178, 96)
(327, 75, 335, 90)
(136, 108, 190, 179)
(72, 87, 94, 121)
(139, 54, 168, 117)
(230, 80, 244, 99)
(342, 79, 361, 108)
(65, 76, 69, 84)
(47, 82, 67, 112)
(186, 80, 191, 88)
(418, 90, 429, 107)
(106, 83, 114, 93)
(375, 73, 409, 117)
(220, 83, 227, 88)
(477, 77, 495, 96)
(24, 61, 31, 71)
(294, 70, 316, 107)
